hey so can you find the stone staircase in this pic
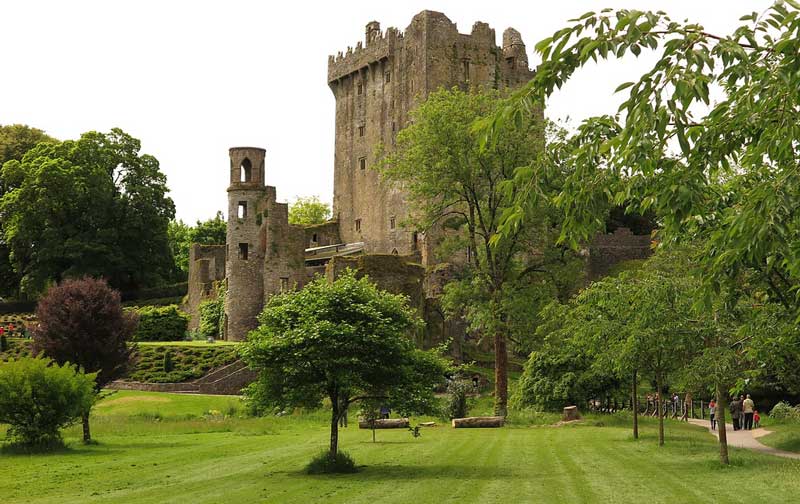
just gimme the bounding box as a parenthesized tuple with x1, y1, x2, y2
(108, 360, 258, 395)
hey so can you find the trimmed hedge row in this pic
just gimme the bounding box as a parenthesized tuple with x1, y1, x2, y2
(120, 283, 188, 302)
(127, 344, 239, 383)
(130, 305, 189, 342)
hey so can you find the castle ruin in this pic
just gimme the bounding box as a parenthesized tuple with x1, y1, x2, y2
(185, 10, 651, 342)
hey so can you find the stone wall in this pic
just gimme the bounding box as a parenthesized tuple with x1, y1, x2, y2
(328, 11, 535, 264)
(304, 221, 341, 248)
(588, 227, 652, 280)
(326, 254, 425, 312)
(185, 244, 225, 330)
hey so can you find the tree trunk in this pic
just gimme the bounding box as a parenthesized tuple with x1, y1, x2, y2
(82, 412, 91, 443)
(358, 418, 409, 429)
(329, 392, 339, 458)
(715, 385, 730, 465)
(632, 370, 639, 440)
(494, 332, 508, 417)
(656, 374, 664, 446)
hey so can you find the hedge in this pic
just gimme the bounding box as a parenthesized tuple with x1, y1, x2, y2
(131, 305, 189, 342)
(127, 344, 239, 383)
(121, 283, 188, 302)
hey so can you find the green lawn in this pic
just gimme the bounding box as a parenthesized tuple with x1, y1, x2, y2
(2, 392, 800, 503)
(758, 422, 800, 453)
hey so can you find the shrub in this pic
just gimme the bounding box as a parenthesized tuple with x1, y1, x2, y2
(132, 305, 189, 341)
(0, 358, 96, 446)
(770, 401, 800, 422)
(198, 282, 226, 339)
(306, 450, 358, 474)
(443, 379, 471, 419)
(0, 334, 7, 352)
(126, 344, 239, 383)
(163, 350, 174, 372)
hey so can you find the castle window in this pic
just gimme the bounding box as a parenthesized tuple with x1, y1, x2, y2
(390, 216, 396, 229)
(240, 158, 252, 182)
(238, 243, 249, 260)
(355, 219, 361, 232)
(412, 231, 419, 251)
(358, 125, 365, 137)
(391, 248, 398, 255)
(312, 233, 318, 243)
(359, 157, 366, 170)
(280, 277, 289, 292)
(357, 82, 363, 95)
(237, 201, 247, 219)
(392, 122, 396, 132)
(463, 60, 470, 83)
(385, 71, 391, 83)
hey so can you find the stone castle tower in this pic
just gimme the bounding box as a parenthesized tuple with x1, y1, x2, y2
(223, 148, 306, 340)
(327, 11, 535, 262)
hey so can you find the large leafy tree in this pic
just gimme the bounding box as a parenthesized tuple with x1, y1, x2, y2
(488, 2, 800, 321)
(287, 196, 331, 226)
(0, 124, 56, 297)
(0, 128, 175, 296)
(32, 277, 137, 442)
(381, 87, 578, 416)
(168, 211, 227, 276)
(241, 270, 447, 461)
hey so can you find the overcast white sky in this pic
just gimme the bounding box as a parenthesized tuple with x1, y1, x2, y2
(0, 0, 773, 223)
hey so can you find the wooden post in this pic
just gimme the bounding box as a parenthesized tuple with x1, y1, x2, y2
(701, 401, 705, 419)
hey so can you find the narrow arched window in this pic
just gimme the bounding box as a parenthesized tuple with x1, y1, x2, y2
(240, 158, 252, 182)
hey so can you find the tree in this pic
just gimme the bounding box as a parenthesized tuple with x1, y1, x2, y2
(0, 128, 175, 296)
(168, 211, 227, 276)
(32, 277, 137, 442)
(488, 2, 800, 321)
(288, 196, 331, 226)
(381, 87, 575, 416)
(240, 270, 447, 465)
(0, 357, 96, 448)
(0, 124, 57, 297)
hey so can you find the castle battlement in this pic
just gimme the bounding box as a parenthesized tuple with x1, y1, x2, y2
(328, 25, 403, 83)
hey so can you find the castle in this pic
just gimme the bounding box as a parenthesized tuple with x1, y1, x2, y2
(184, 11, 651, 342)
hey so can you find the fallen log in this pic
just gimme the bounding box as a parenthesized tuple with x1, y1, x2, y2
(358, 418, 409, 429)
(451, 416, 505, 428)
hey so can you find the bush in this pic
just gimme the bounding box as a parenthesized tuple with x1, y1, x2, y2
(132, 305, 189, 341)
(769, 401, 800, 422)
(0, 357, 96, 446)
(199, 299, 223, 338)
(443, 379, 471, 419)
(305, 450, 358, 474)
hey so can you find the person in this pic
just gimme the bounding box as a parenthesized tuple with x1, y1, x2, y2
(742, 394, 755, 430)
(472, 374, 479, 391)
(730, 396, 742, 431)
(682, 392, 692, 422)
(709, 399, 717, 431)
(379, 405, 390, 420)
(754, 410, 761, 429)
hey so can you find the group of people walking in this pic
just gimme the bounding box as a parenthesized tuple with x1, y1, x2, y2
(708, 394, 760, 431)
(730, 394, 760, 431)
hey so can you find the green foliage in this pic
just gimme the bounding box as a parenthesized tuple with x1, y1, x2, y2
(443, 379, 471, 420)
(241, 270, 447, 457)
(769, 402, 800, 423)
(0, 357, 96, 446)
(0, 334, 7, 351)
(168, 212, 226, 276)
(163, 350, 174, 372)
(287, 196, 331, 226)
(131, 305, 189, 342)
(305, 450, 358, 474)
(488, 3, 800, 322)
(127, 344, 238, 383)
(198, 281, 226, 339)
(514, 304, 621, 411)
(0, 128, 175, 297)
(380, 87, 576, 415)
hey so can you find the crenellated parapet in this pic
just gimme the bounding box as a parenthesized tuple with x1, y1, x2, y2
(328, 23, 404, 83)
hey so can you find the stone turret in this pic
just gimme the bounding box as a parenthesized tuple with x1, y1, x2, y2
(225, 147, 267, 341)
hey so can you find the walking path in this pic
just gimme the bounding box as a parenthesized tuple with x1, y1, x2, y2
(687, 418, 800, 460)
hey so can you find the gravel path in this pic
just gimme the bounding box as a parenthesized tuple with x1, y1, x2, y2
(687, 418, 800, 460)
